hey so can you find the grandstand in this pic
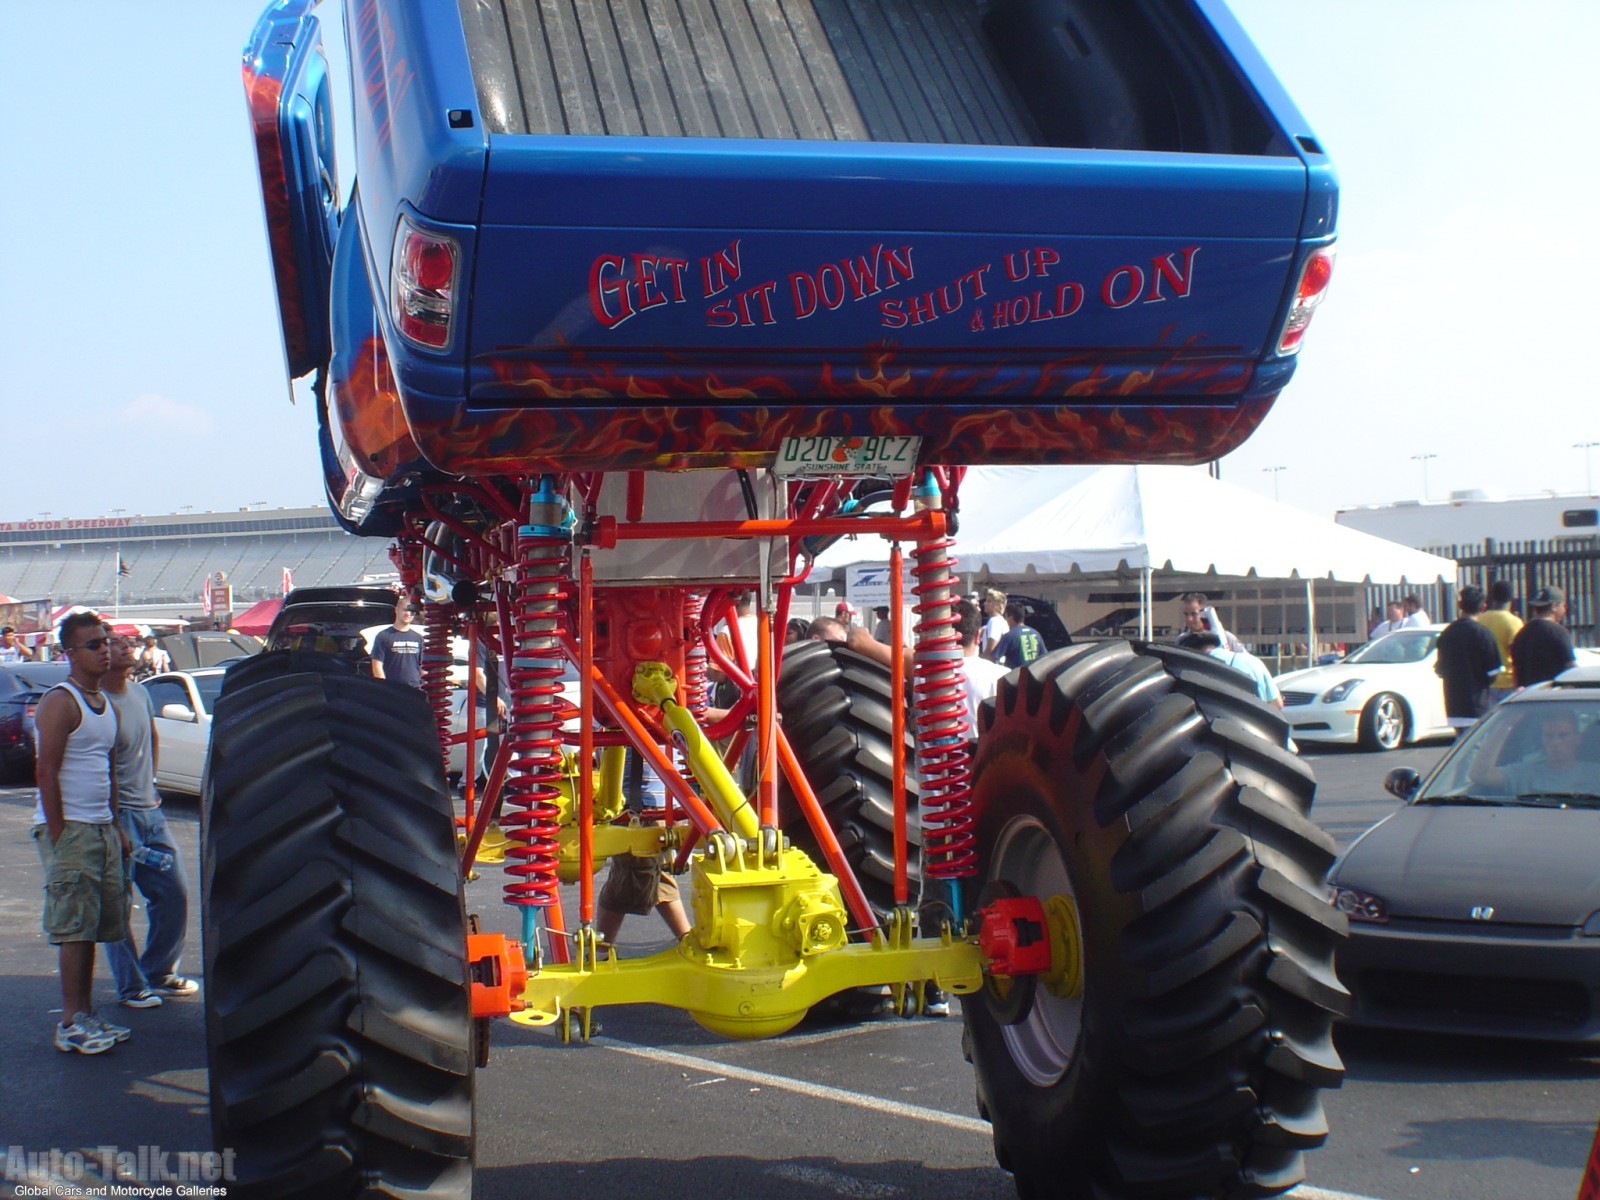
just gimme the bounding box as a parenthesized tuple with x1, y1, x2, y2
(0, 506, 395, 618)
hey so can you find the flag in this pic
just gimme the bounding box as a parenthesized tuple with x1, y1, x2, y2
(118, 556, 130, 577)
(282, 567, 294, 596)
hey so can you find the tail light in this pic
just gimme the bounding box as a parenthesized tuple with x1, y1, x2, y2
(391, 218, 459, 350)
(1275, 244, 1335, 356)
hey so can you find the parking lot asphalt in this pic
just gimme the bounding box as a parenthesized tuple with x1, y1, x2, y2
(2, 740, 1597, 1200)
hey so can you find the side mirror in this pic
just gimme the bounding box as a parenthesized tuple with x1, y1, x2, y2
(160, 703, 198, 724)
(1384, 767, 1420, 801)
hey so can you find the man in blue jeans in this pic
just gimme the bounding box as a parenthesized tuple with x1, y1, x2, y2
(104, 634, 197, 1009)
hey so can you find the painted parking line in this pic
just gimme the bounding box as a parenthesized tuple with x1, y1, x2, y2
(607, 1042, 1390, 1200)
(766, 1163, 903, 1198)
(605, 1041, 991, 1135)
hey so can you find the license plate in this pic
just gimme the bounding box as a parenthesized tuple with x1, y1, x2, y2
(773, 435, 922, 477)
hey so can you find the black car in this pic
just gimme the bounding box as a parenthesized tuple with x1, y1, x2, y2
(1328, 666, 1600, 1042)
(0, 662, 71, 782)
(262, 585, 399, 668)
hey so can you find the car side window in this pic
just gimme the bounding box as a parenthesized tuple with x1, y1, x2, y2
(146, 680, 187, 712)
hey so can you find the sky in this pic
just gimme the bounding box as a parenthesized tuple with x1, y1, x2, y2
(3, 1, 1597, 526)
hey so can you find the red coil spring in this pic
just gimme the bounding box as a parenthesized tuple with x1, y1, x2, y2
(419, 603, 454, 777)
(500, 531, 571, 908)
(912, 535, 976, 879)
(683, 591, 709, 721)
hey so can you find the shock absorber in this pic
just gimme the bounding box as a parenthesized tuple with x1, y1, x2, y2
(393, 536, 454, 777)
(683, 591, 709, 720)
(419, 603, 455, 779)
(500, 478, 574, 912)
(910, 472, 977, 888)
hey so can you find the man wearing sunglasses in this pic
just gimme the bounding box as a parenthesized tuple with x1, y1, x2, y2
(30, 612, 131, 1054)
(371, 594, 425, 689)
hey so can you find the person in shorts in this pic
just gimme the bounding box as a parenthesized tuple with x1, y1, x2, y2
(595, 752, 690, 943)
(31, 612, 131, 1054)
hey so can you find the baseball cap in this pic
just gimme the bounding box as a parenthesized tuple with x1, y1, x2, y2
(835, 602, 855, 617)
(1533, 585, 1566, 608)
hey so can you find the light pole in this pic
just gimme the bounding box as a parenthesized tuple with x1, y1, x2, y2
(110, 508, 127, 616)
(1263, 465, 1287, 502)
(1576, 442, 1599, 495)
(1411, 453, 1437, 501)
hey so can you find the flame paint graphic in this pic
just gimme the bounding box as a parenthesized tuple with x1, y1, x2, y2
(331, 336, 421, 476)
(243, 67, 311, 369)
(360, 340, 1272, 479)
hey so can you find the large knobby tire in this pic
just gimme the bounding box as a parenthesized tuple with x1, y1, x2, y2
(777, 639, 920, 922)
(1357, 691, 1406, 752)
(965, 640, 1348, 1200)
(203, 655, 474, 1199)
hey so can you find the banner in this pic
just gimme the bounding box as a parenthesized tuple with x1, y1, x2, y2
(202, 574, 232, 619)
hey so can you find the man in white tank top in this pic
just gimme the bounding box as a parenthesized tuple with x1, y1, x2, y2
(31, 613, 130, 1054)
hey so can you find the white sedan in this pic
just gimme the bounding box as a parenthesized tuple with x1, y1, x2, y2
(144, 667, 228, 795)
(1274, 626, 1452, 752)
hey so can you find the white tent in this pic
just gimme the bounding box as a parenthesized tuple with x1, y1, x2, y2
(811, 465, 1457, 646)
(964, 466, 1455, 581)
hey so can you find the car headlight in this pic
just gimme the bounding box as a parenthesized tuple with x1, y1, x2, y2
(1584, 910, 1600, 937)
(1320, 679, 1364, 704)
(1330, 886, 1389, 923)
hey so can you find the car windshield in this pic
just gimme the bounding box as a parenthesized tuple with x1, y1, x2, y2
(1345, 630, 1437, 665)
(1415, 698, 1600, 808)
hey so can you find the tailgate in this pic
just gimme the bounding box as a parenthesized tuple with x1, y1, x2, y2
(464, 140, 1310, 402)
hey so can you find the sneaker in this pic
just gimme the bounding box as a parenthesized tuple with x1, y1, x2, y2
(55, 1016, 116, 1055)
(924, 985, 951, 1018)
(150, 975, 199, 997)
(86, 1012, 132, 1043)
(120, 989, 163, 1009)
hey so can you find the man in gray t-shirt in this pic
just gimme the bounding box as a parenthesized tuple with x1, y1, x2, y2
(103, 635, 196, 1008)
(1474, 709, 1600, 799)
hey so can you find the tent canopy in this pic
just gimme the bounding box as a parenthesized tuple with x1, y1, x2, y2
(815, 466, 1455, 586)
(230, 597, 283, 637)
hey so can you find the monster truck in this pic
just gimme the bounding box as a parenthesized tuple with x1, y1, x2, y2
(209, 1, 1345, 1195)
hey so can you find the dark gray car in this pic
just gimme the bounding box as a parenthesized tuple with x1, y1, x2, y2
(0, 661, 70, 781)
(1328, 666, 1600, 1042)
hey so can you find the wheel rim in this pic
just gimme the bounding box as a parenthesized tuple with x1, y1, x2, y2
(991, 815, 1084, 1088)
(1376, 696, 1403, 748)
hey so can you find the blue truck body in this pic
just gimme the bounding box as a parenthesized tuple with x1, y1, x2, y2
(246, 0, 1335, 534)
(226, 9, 1350, 1198)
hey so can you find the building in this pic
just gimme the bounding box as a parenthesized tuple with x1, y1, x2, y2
(0, 506, 394, 624)
(1337, 490, 1600, 644)
(1336, 490, 1600, 551)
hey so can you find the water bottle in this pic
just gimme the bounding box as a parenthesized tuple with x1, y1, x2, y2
(131, 844, 175, 872)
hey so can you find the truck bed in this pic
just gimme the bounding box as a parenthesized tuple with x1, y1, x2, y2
(459, 0, 1041, 145)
